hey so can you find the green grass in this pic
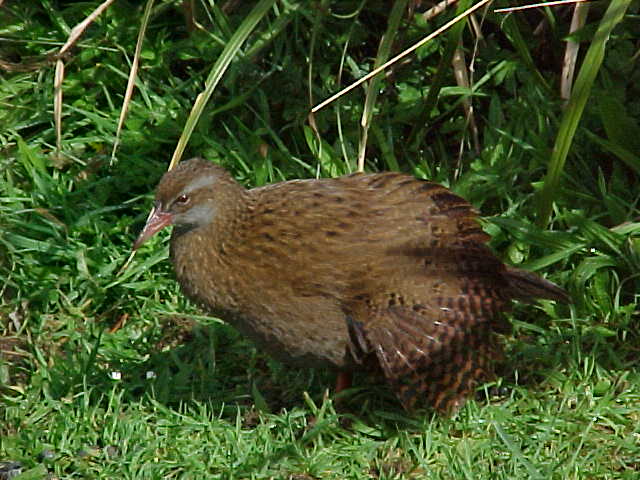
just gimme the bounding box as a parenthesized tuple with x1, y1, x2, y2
(1, 1, 639, 478)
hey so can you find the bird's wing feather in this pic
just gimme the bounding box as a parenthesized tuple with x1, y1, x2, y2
(345, 242, 511, 412)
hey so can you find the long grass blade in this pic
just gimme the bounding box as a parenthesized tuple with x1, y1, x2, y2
(357, 0, 408, 172)
(54, 59, 64, 155)
(168, 0, 278, 171)
(408, 0, 472, 149)
(111, 0, 155, 165)
(536, 0, 632, 228)
(312, 0, 493, 113)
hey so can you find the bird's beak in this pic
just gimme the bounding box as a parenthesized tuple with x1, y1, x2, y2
(133, 206, 174, 250)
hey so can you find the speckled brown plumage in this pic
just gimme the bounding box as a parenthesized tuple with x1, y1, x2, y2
(134, 158, 569, 413)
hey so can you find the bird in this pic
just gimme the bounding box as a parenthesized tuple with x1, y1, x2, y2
(134, 157, 569, 413)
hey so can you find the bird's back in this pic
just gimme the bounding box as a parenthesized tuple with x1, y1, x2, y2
(237, 171, 493, 290)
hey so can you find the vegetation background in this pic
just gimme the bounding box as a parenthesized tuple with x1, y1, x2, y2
(1, 0, 639, 478)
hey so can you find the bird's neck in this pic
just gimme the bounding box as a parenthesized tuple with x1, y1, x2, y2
(169, 189, 250, 311)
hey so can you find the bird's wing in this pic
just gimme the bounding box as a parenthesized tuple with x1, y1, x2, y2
(327, 173, 512, 411)
(246, 172, 512, 411)
(344, 241, 512, 412)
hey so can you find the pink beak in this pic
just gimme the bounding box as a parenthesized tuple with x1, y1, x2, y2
(133, 206, 174, 250)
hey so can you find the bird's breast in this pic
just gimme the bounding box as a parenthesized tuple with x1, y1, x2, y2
(169, 229, 352, 369)
(170, 231, 241, 313)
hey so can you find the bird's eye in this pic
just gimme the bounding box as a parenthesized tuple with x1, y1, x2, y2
(175, 194, 190, 205)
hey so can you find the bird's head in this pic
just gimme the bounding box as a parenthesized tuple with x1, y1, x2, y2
(133, 158, 242, 250)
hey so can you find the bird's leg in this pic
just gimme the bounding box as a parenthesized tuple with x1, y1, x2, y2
(335, 371, 352, 393)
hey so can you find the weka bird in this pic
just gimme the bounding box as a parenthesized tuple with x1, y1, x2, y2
(134, 158, 568, 412)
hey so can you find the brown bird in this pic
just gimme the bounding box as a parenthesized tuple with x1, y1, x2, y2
(134, 158, 569, 412)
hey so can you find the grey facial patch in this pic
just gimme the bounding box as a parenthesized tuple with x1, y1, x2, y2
(181, 175, 217, 196)
(175, 203, 215, 228)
